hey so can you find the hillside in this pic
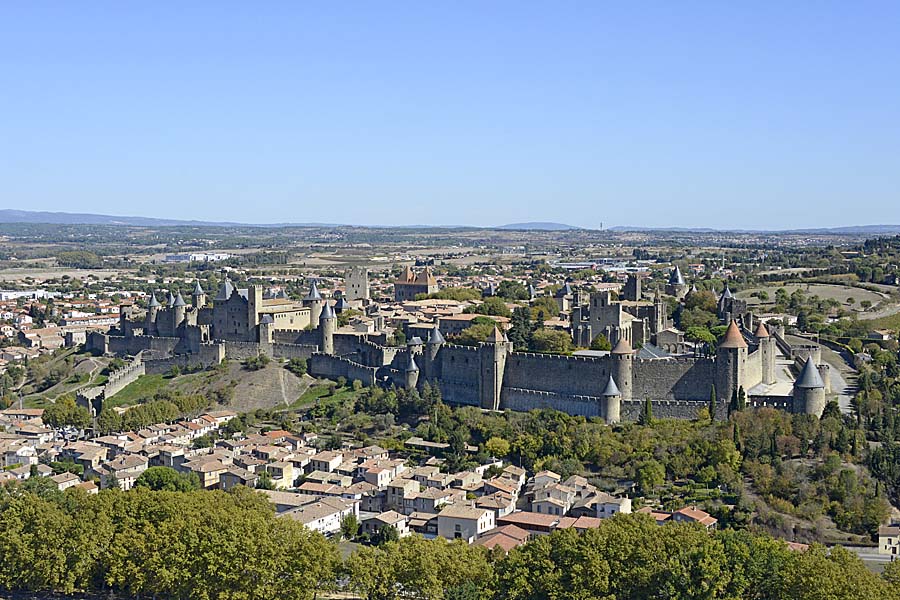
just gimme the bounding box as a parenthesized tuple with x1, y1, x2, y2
(108, 360, 314, 413)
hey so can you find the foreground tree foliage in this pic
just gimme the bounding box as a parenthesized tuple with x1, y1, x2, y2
(345, 535, 492, 600)
(0, 483, 896, 599)
(493, 515, 897, 600)
(0, 485, 339, 599)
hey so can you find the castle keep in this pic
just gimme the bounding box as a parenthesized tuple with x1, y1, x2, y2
(89, 272, 831, 422)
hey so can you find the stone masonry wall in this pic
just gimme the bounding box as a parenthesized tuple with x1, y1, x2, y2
(308, 354, 377, 386)
(502, 387, 601, 417)
(632, 358, 716, 401)
(503, 352, 610, 396)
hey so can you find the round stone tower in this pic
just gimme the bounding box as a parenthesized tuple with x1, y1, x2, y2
(173, 291, 187, 328)
(794, 358, 826, 417)
(319, 301, 336, 355)
(305, 281, 324, 326)
(424, 326, 445, 382)
(610, 337, 634, 402)
(600, 374, 622, 424)
(716, 320, 747, 410)
(192, 280, 207, 308)
(146, 293, 161, 326)
(404, 353, 420, 390)
(755, 320, 776, 385)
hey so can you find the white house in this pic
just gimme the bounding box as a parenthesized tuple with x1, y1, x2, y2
(437, 505, 495, 543)
(879, 524, 900, 556)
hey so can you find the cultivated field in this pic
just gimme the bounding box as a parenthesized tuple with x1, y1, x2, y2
(735, 283, 886, 310)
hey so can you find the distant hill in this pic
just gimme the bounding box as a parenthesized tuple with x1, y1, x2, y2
(496, 222, 581, 231)
(610, 224, 900, 235)
(2, 209, 898, 234)
(0, 209, 337, 228)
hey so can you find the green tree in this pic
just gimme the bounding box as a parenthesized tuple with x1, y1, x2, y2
(530, 329, 572, 354)
(638, 397, 653, 425)
(256, 470, 276, 490)
(340, 513, 360, 540)
(346, 536, 492, 600)
(637, 460, 665, 494)
(135, 466, 200, 492)
(590, 334, 612, 351)
(465, 297, 512, 318)
(485, 436, 511, 458)
(41, 394, 92, 430)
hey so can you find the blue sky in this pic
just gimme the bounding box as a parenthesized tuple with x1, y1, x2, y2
(1, 3, 898, 229)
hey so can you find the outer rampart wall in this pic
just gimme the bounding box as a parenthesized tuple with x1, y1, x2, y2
(632, 358, 716, 401)
(308, 354, 377, 386)
(272, 343, 317, 360)
(503, 352, 609, 396)
(501, 387, 601, 417)
(621, 399, 706, 420)
(223, 341, 263, 360)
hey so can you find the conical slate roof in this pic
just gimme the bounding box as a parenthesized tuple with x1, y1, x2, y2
(669, 266, 685, 286)
(795, 358, 825, 389)
(486, 326, 505, 343)
(167, 291, 176, 308)
(408, 336, 423, 346)
(320, 302, 336, 320)
(719, 320, 747, 349)
(334, 297, 351, 311)
(427, 327, 445, 344)
(528, 284, 537, 298)
(148, 293, 161, 308)
(556, 282, 573, 297)
(601, 375, 621, 397)
(611, 337, 633, 355)
(260, 314, 274, 325)
(721, 286, 733, 300)
(304, 281, 322, 302)
(215, 279, 234, 302)
(193, 280, 204, 295)
(754, 321, 770, 338)
(405, 354, 419, 372)
(173, 292, 187, 307)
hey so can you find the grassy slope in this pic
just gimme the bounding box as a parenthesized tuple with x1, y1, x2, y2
(105, 360, 312, 412)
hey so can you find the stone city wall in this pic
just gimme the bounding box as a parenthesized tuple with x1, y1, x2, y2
(632, 357, 716, 401)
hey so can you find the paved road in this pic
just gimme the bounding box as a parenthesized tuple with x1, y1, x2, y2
(841, 545, 895, 573)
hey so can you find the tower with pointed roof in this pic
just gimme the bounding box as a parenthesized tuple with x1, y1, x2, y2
(145, 293, 161, 334)
(423, 326, 445, 383)
(304, 281, 325, 325)
(173, 291, 187, 328)
(319, 301, 336, 355)
(610, 337, 634, 403)
(192, 280, 206, 308)
(404, 353, 420, 390)
(715, 320, 747, 414)
(600, 374, 622, 424)
(793, 358, 826, 417)
(665, 265, 688, 300)
(479, 326, 511, 411)
(215, 278, 235, 303)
